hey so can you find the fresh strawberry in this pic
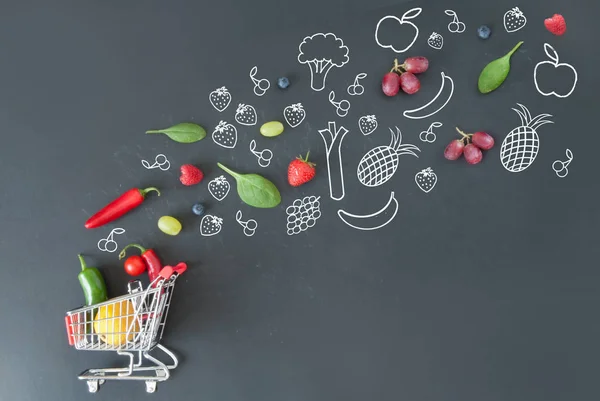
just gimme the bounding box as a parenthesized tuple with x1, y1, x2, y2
(234, 103, 257, 126)
(288, 152, 316, 187)
(212, 121, 237, 148)
(544, 14, 567, 36)
(283, 103, 306, 128)
(358, 115, 378, 136)
(200, 215, 223, 236)
(180, 164, 204, 186)
(209, 86, 232, 112)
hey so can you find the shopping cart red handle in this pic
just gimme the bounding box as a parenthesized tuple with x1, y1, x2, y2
(158, 262, 187, 280)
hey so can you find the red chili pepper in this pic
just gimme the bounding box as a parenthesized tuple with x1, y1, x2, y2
(85, 187, 160, 229)
(119, 244, 163, 286)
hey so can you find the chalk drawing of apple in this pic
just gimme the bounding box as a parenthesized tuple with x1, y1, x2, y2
(534, 43, 578, 99)
(375, 8, 422, 53)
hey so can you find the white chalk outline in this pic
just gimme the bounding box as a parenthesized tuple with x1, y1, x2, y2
(249, 139, 273, 168)
(298, 32, 349, 92)
(358, 115, 378, 136)
(445, 10, 466, 33)
(249, 66, 270, 97)
(141, 154, 170, 171)
(283, 103, 306, 128)
(504, 7, 527, 33)
(552, 149, 573, 178)
(500, 103, 554, 173)
(208, 175, 231, 201)
(403, 72, 454, 120)
(97, 228, 125, 253)
(337, 192, 399, 231)
(375, 8, 422, 53)
(212, 120, 238, 149)
(427, 32, 444, 49)
(415, 167, 437, 193)
(318, 122, 349, 201)
(419, 122, 442, 143)
(236, 210, 258, 236)
(286, 196, 322, 236)
(534, 44, 578, 99)
(209, 86, 232, 112)
(200, 214, 223, 237)
(234, 103, 258, 126)
(357, 127, 420, 187)
(347, 73, 367, 96)
(328, 91, 350, 117)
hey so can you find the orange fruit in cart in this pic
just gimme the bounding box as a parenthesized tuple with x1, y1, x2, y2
(93, 300, 140, 346)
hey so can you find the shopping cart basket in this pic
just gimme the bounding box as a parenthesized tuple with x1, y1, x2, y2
(65, 263, 187, 393)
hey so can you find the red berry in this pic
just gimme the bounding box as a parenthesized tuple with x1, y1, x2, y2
(444, 139, 465, 160)
(403, 56, 429, 74)
(400, 72, 420, 94)
(179, 164, 204, 186)
(382, 72, 400, 96)
(288, 152, 316, 187)
(471, 131, 495, 150)
(464, 144, 483, 165)
(544, 14, 567, 36)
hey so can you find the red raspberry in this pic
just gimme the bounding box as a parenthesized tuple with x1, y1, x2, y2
(544, 14, 567, 36)
(179, 164, 204, 186)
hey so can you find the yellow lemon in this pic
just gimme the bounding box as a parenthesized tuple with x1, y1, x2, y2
(93, 300, 139, 346)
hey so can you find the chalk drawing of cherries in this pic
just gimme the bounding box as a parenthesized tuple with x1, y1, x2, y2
(375, 8, 423, 53)
(534, 43, 578, 99)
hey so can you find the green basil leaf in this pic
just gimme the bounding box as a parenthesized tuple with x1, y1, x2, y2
(146, 122, 206, 143)
(478, 41, 523, 94)
(218, 163, 281, 208)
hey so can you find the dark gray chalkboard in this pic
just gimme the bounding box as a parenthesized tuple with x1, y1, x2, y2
(1, 0, 598, 400)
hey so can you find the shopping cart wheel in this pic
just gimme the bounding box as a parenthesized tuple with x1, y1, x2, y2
(86, 380, 101, 393)
(145, 381, 157, 393)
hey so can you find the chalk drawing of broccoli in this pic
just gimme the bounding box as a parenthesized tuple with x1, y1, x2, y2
(298, 32, 350, 92)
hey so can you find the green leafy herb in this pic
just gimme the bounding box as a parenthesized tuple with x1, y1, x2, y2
(478, 41, 523, 94)
(217, 163, 281, 208)
(146, 123, 206, 143)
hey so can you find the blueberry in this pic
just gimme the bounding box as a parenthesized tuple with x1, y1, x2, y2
(477, 25, 491, 40)
(277, 77, 290, 89)
(192, 203, 205, 216)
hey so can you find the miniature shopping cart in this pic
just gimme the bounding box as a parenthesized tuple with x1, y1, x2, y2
(65, 263, 187, 393)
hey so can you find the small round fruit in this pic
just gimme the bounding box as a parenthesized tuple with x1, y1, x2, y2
(471, 131, 495, 150)
(124, 255, 146, 276)
(382, 72, 400, 96)
(277, 77, 290, 89)
(400, 72, 421, 94)
(192, 203, 205, 216)
(477, 25, 491, 40)
(464, 144, 483, 165)
(444, 140, 465, 160)
(158, 216, 182, 236)
(403, 56, 429, 73)
(260, 121, 284, 137)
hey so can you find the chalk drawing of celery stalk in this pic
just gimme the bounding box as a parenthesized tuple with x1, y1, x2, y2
(318, 122, 349, 200)
(298, 32, 350, 91)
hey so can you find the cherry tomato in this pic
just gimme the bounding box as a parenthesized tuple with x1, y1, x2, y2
(124, 255, 147, 276)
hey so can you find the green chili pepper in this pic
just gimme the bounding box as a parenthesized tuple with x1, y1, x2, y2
(77, 254, 108, 306)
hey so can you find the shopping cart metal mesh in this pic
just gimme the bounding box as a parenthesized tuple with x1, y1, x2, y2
(64, 263, 186, 393)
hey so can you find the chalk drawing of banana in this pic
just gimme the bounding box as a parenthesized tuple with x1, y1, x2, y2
(337, 191, 399, 231)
